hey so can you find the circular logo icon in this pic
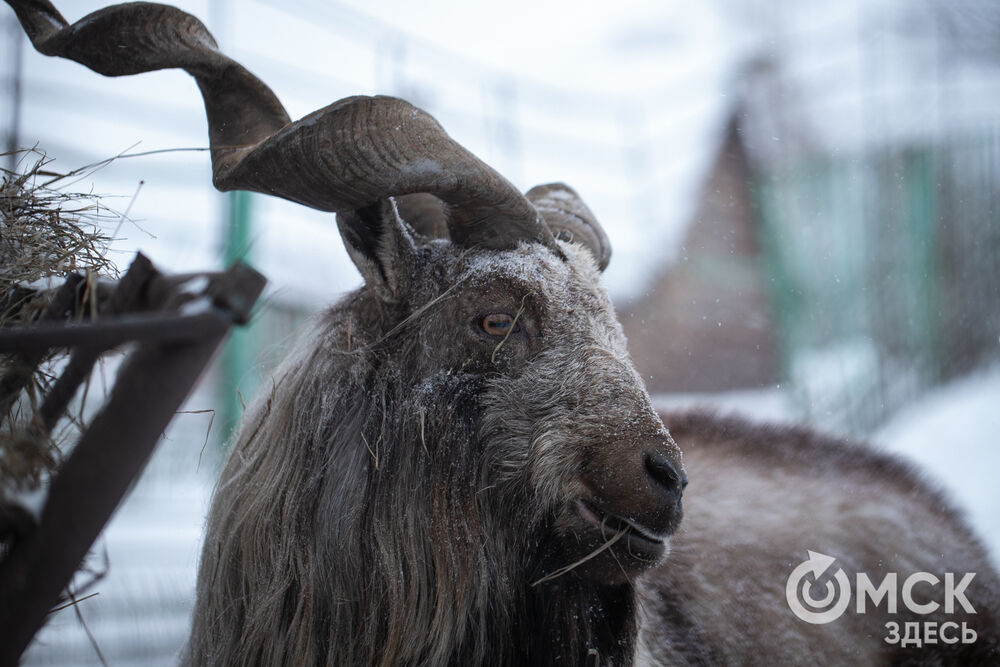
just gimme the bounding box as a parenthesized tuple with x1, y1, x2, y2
(785, 551, 851, 624)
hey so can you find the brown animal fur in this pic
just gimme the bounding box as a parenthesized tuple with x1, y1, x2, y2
(637, 411, 1000, 665)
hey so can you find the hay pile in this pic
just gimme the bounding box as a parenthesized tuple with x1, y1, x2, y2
(1, 148, 122, 489)
(1, 149, 119, 326)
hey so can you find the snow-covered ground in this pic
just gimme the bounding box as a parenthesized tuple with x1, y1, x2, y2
(875, 365, 1000, 570)
(654, 386, 797, 424)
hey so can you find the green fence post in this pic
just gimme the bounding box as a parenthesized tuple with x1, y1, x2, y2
(219, 190, 257, 444)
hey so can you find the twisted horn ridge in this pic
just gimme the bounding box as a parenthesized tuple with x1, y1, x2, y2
(8, 1, 291, 176)
(527, 183, 611, 271)
(8, 0, 560, 253)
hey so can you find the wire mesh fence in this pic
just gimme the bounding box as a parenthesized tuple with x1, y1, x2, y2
(747, 0, 1000, 433)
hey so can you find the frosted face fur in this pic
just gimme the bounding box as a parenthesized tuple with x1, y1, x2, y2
(329, 201, 687, 586)
(401, 237, 686, 580)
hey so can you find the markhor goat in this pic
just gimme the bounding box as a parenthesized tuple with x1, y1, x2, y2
(11, 1, 999, 664)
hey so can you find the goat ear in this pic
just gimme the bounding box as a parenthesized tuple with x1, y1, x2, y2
(337, 199, 417, 302)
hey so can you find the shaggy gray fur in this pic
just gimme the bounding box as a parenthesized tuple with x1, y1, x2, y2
(186, 216, 682, 665)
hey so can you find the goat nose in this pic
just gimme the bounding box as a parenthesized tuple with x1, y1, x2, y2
(644, 450, 687, 502)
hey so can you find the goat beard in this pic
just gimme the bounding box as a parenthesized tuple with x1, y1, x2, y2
(190, 365, 640, 666)
(310, 486, 639, 666)
(515, 521, 641, 666)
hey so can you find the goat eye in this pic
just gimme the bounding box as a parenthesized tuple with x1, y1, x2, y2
(480, 313, 517, 336)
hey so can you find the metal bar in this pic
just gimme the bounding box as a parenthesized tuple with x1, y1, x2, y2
(0, 262, 265, 665)
(33, 255, 157, 434)
(103, 254, 156, 315)
(0, 274, 83, 421)
(0, 309, 234, 354)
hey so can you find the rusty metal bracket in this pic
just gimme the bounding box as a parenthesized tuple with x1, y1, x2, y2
(0, 256, 266, 665)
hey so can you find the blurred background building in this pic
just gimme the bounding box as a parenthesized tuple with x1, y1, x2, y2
(3, 0, 998, 663)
